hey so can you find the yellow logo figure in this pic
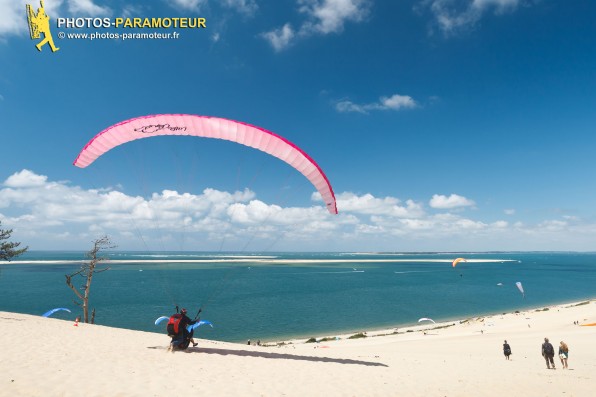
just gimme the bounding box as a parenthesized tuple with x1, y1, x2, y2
(26, 1, 59, 52)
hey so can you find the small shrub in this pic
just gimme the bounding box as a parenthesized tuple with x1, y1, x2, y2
(305, 337, 317, 343)
(432, 323, 455, 330)
(348, 332, 367, 339)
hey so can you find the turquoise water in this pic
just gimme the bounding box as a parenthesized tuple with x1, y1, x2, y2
(1, 251, 595, 342)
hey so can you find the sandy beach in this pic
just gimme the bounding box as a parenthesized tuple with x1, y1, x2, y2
(2, 300, 594, 397)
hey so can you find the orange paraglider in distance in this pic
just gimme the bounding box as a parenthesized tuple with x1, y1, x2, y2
(452, 257, 466, 268)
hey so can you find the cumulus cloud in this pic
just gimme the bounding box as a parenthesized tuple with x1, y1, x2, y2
(3, 169, 48, 188)
(417, 0, 526, 36)
(2, 170, 595, 251)
(67, 0, 111, 16)
(504, 208, 515, 215)
(492, 220, 508, 228)
(0, 0, 61, 37)
(222, 0, 258, 16)
(167, 0, 207, 11)
(121, 4, 144, 18)
(333, 192, 425, 218)
(537, 219, 568, 232)
(429, 194, 475, 209)
(298, 0, 371, 35)
(335, 94, 418, 114)
(262, 0, 371, 51)
(261, 23, 295, 52)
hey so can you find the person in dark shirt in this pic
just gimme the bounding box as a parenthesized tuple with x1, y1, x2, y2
(503, 340, 512, 360)
(541, 337, 556, 369)
(179, 308, 199, 347)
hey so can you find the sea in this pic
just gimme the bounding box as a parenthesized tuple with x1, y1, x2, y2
(1, 251, 595, 343)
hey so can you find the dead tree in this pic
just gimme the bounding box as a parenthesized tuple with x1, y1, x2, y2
(65, 236, 114, 324)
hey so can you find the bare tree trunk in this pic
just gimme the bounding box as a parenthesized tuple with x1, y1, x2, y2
(65, 236, 113, 324)
(82, 258, 96, 323)
(65, 272, 85, 312)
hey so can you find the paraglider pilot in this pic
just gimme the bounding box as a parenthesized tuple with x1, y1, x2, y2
(168, 307, 201, 350)
(180, 308, 199, 347)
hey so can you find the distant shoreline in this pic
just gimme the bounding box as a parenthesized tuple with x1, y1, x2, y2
(266, 297, 596, 345)
(0, 258, 518, 265)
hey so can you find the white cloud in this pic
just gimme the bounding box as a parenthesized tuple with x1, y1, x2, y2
(3, 169, 48, 188)
(262, 0, 371, 51)
(335, 100, 367, 113)
(562, 215, 579, 222)
(380, 94, 418, 110)
(167, 0, 207, 11)
(121, 4, 144, 18)
(537, 219, 567, 232)
(222, 0, 258, 16)
(334, 192, 425, 218)
(0, 0, 62, 37)
(504, 208, 515, 215)
(261, 23, 295, 52)
(67, 0, 110, 16)
(417, 0, 525, 36)
(429, 193, 475, 209)
(298, 0, 370, 35)
(336, 94, 418, 114)
(3, 170, 596, 251)
(474, 0, 519, 11)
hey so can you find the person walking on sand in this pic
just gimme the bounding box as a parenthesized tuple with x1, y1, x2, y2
(542, 337, 556, 369)
(559, 341, 569, 369)
(503, 340, 512, 360)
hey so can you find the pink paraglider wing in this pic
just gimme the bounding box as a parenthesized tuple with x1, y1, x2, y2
(73, 114, 337, 214)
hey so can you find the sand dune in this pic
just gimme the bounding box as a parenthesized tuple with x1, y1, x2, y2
(1, 300, 594, 396)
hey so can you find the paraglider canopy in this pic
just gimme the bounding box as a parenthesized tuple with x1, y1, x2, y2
(42, 308, 71, 317)
(187, 320, 213, 332)
(73, 114, 338, 214)
(452, 258, 466, 268)
(154, 316, 213, 332)
(515, 281, 525, 298)
(418, 318, 435, 324)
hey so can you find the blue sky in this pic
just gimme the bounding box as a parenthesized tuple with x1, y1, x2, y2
(1, 0, 595, 252)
